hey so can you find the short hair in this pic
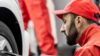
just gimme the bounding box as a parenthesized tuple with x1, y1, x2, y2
(69, 12, 99, 25)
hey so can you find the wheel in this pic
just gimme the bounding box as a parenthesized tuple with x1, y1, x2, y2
(0, 21, 19, 55)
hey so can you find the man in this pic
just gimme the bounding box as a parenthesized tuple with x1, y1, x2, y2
(18, 0, 57, 56)
(54, 0, 100, 56)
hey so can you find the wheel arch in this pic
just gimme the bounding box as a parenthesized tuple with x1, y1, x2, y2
(0, 7, 22, 55)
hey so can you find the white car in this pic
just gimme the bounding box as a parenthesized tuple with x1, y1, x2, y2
(0, 0, 29, 56)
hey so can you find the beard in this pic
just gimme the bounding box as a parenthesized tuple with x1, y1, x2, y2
(66, 21, 78, 45)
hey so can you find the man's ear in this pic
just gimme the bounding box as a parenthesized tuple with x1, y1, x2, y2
(75, 16, 84, 29)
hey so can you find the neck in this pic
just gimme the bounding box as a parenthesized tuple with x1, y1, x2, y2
(76, 23, 89, 43)
(78, 23, 98, 46)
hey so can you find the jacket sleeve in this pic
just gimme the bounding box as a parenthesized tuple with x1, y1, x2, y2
(18, 0, 30, 30)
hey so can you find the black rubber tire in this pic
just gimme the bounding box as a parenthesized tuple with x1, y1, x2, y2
(0, 21, 19, 54)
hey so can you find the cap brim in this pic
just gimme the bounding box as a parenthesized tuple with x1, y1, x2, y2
(53, 10, 67, 19)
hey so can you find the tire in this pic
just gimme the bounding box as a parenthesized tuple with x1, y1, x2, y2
(0, 21, 19, 55)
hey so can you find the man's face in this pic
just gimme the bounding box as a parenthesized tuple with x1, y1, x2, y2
(61, 14, 78, 45)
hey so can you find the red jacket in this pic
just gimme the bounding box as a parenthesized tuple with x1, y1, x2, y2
(18, 0, 57, 55)
(75, 24, 100, 56)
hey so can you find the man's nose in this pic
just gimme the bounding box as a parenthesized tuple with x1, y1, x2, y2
(60, 24, 65, 32)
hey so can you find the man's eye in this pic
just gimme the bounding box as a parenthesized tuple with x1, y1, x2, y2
(63, 20, 66, 24)
(62, 19, 66, 24)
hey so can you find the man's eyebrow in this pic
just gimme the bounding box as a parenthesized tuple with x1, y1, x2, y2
(62, 19, 64, 22)
(62, 18, 66, 23)
(62, 15, 65, 21)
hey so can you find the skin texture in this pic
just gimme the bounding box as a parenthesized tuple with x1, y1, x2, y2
(60, 13, 89, 45)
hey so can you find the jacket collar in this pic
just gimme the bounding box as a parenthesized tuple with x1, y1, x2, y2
(78, 23, 99, 46)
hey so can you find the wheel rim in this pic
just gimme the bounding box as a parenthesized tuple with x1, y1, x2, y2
(0, 35, 13, 52)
